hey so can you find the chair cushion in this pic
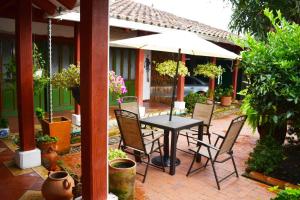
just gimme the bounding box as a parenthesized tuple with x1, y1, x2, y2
(189, 145, 218, 160)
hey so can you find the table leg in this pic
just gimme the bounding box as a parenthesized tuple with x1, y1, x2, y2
(196, 122, 204, 163)
(170, 130, 177, 175)
(163, 129, 169, 160)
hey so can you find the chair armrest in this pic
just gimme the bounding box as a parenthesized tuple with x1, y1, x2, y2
(143, 133, 164, 145)
(191, 138, 219, 151)
(212, 132, 225, 139)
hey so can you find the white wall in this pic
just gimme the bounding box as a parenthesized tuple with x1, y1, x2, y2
(143, 50, 151, 100)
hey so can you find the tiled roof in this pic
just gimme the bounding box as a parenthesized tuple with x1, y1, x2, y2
(110, 0, 234, 44)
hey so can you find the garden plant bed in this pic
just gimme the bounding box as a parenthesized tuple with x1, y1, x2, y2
(244, 145, 300, 188)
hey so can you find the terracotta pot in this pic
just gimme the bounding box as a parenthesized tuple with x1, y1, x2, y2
(42, 171, 75, 200)
(109, 158, 136, 200)
(41, 117, 72, 154)
(221, 96, 232, 106)
(38, 142, 58, 171)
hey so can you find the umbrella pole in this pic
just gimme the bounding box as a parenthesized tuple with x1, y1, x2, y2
(169, 48, 181, 121)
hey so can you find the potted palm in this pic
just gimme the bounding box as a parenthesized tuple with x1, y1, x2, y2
(0, 118, 9, 138)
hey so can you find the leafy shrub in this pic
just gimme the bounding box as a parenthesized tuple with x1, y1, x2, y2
(270, 186, 300, 200)
(184, 92, 207, 113)
(246, 135, 284, 175)
(108, 148, 127, 161)
(214, 85, 233, 101)
(36, 134, 58, 144)
(35, 107, 45, 121)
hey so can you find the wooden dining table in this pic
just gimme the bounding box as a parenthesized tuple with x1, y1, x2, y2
(140, 115, 203, 175)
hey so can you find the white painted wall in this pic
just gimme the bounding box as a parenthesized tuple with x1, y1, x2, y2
(143, 50, 151, 100)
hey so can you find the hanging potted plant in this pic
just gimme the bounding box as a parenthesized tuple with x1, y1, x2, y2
(0, 118, 9, 138)
(36, 133, 58, 171)
(108, 148, 136, 200)
(193, 63, 224, 99)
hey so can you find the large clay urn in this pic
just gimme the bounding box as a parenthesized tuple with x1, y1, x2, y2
(42, 171, 75, 200)
(109, 158, 136, 200)
(38, 142, 58, 171)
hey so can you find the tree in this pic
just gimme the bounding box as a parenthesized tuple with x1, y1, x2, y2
(234, 9, 300, 144)
(228, 0, 300, 39)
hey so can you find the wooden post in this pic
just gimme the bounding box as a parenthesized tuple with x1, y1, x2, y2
(209, 57, 217, 100)
(176, 54, 185, 101)
(135, 49, 144, 105)
(16, 0, 35, 151)
(74, 23, 80, 115)
(232, 60, 240, 100)
(80, 0, 109, 199)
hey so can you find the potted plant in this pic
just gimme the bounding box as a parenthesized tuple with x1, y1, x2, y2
(155, 60, 189, 78)
(220, 85, 233, 106)
(0, 118, 9, 138)
(193, 63, 224, 99)
(36, 133, 58, 171)
(108, 148, 136, 200)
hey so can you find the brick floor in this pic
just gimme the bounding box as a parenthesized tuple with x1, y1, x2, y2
(58, 114, 276, 200)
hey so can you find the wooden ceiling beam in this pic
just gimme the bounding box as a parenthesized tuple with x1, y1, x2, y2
(56, 0, 76, 10)
(32, 0, 56, 15)
(0, 0, 15, 12)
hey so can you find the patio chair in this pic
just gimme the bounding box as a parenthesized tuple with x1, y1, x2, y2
(186, 115, 247, 190)
(114, 109, 165, 183)
(179, 102, 215, 146)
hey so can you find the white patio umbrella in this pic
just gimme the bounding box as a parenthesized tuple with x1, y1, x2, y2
(110, 31, 240, 121)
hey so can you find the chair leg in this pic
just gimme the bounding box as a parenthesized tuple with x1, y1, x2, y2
(142, 155, 150, 183)
(186, 153, 197, 176)
(186, 132, 191, 146)
(207, 134, 211, 144)
(118, 138, 122, 149)
(231, 155, 239, 177)
(204, 157, 209, 168)
(210, 160, 220, 190)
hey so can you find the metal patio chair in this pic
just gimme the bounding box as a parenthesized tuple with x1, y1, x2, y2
(114, 109, 165, 183)
(179, 102, 215, 146)
(186, 115, 247, 190)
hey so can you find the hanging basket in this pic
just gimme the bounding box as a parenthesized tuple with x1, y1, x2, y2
(71, 87, 80, 104)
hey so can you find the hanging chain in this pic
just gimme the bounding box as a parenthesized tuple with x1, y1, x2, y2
(48, 18, 53, 122)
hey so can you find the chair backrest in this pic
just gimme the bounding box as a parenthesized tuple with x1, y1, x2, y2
(217, 115, 247, 156)
(192, 102, 215, 126)
(114, 109, 146, 152)
(119, 96, 140, 118)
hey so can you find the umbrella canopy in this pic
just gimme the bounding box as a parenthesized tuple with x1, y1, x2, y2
(110, 31, 239, 60)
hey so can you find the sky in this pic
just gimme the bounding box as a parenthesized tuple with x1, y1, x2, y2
(133, 0, 233, 31)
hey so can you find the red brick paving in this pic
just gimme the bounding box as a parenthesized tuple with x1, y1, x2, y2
(0, 140, 44, 200)
(59, 114, 275, 200)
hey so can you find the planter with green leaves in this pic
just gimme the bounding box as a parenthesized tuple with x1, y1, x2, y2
(36, 133, 58, 171)
(0, 118, 9, 138)
(108, 148, 136, 200)
(220, 85, 233, 106)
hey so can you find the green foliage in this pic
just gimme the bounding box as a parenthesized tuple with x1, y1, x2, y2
(35, 107, 45, 121)
(214, 85, 233, 101)
(240, 93, 259, 131)
(108, 148, 127, 161)
(52, 64, 80, 89)
(228, 0, 300, 39)
(3, 43, 49, 94)
(184, 92, 208, 113)
(155, 60, 189, 78)
(246, 135, 284, 175)
(0, 118, 8, 128)
(35, 134, 58, 144)
(233, 9, 300, 135)
(193, 63, 224, 79)
(270, 186, 300, 200)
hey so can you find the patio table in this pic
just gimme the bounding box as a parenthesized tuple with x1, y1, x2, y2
(140, 115, 203, 175)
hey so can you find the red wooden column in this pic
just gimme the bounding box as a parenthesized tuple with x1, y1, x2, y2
(80, 0, 109, 199)
(209, 57, 217, 100)
(16, 0, 35, 151)
(135, 49, 144, 105)
(176, 54, 185, 101)
(74, 23, 80, 115)
(232, 60, 240, 100)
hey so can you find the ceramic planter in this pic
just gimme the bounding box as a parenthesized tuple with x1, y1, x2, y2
(221, 96, 232, 106)
(109, 158, 136, 200)
(41, 117, 72, 154)
(38, 142, 58, 171)
(0, 128, 9, 138)
(42, 171, 74, 200)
